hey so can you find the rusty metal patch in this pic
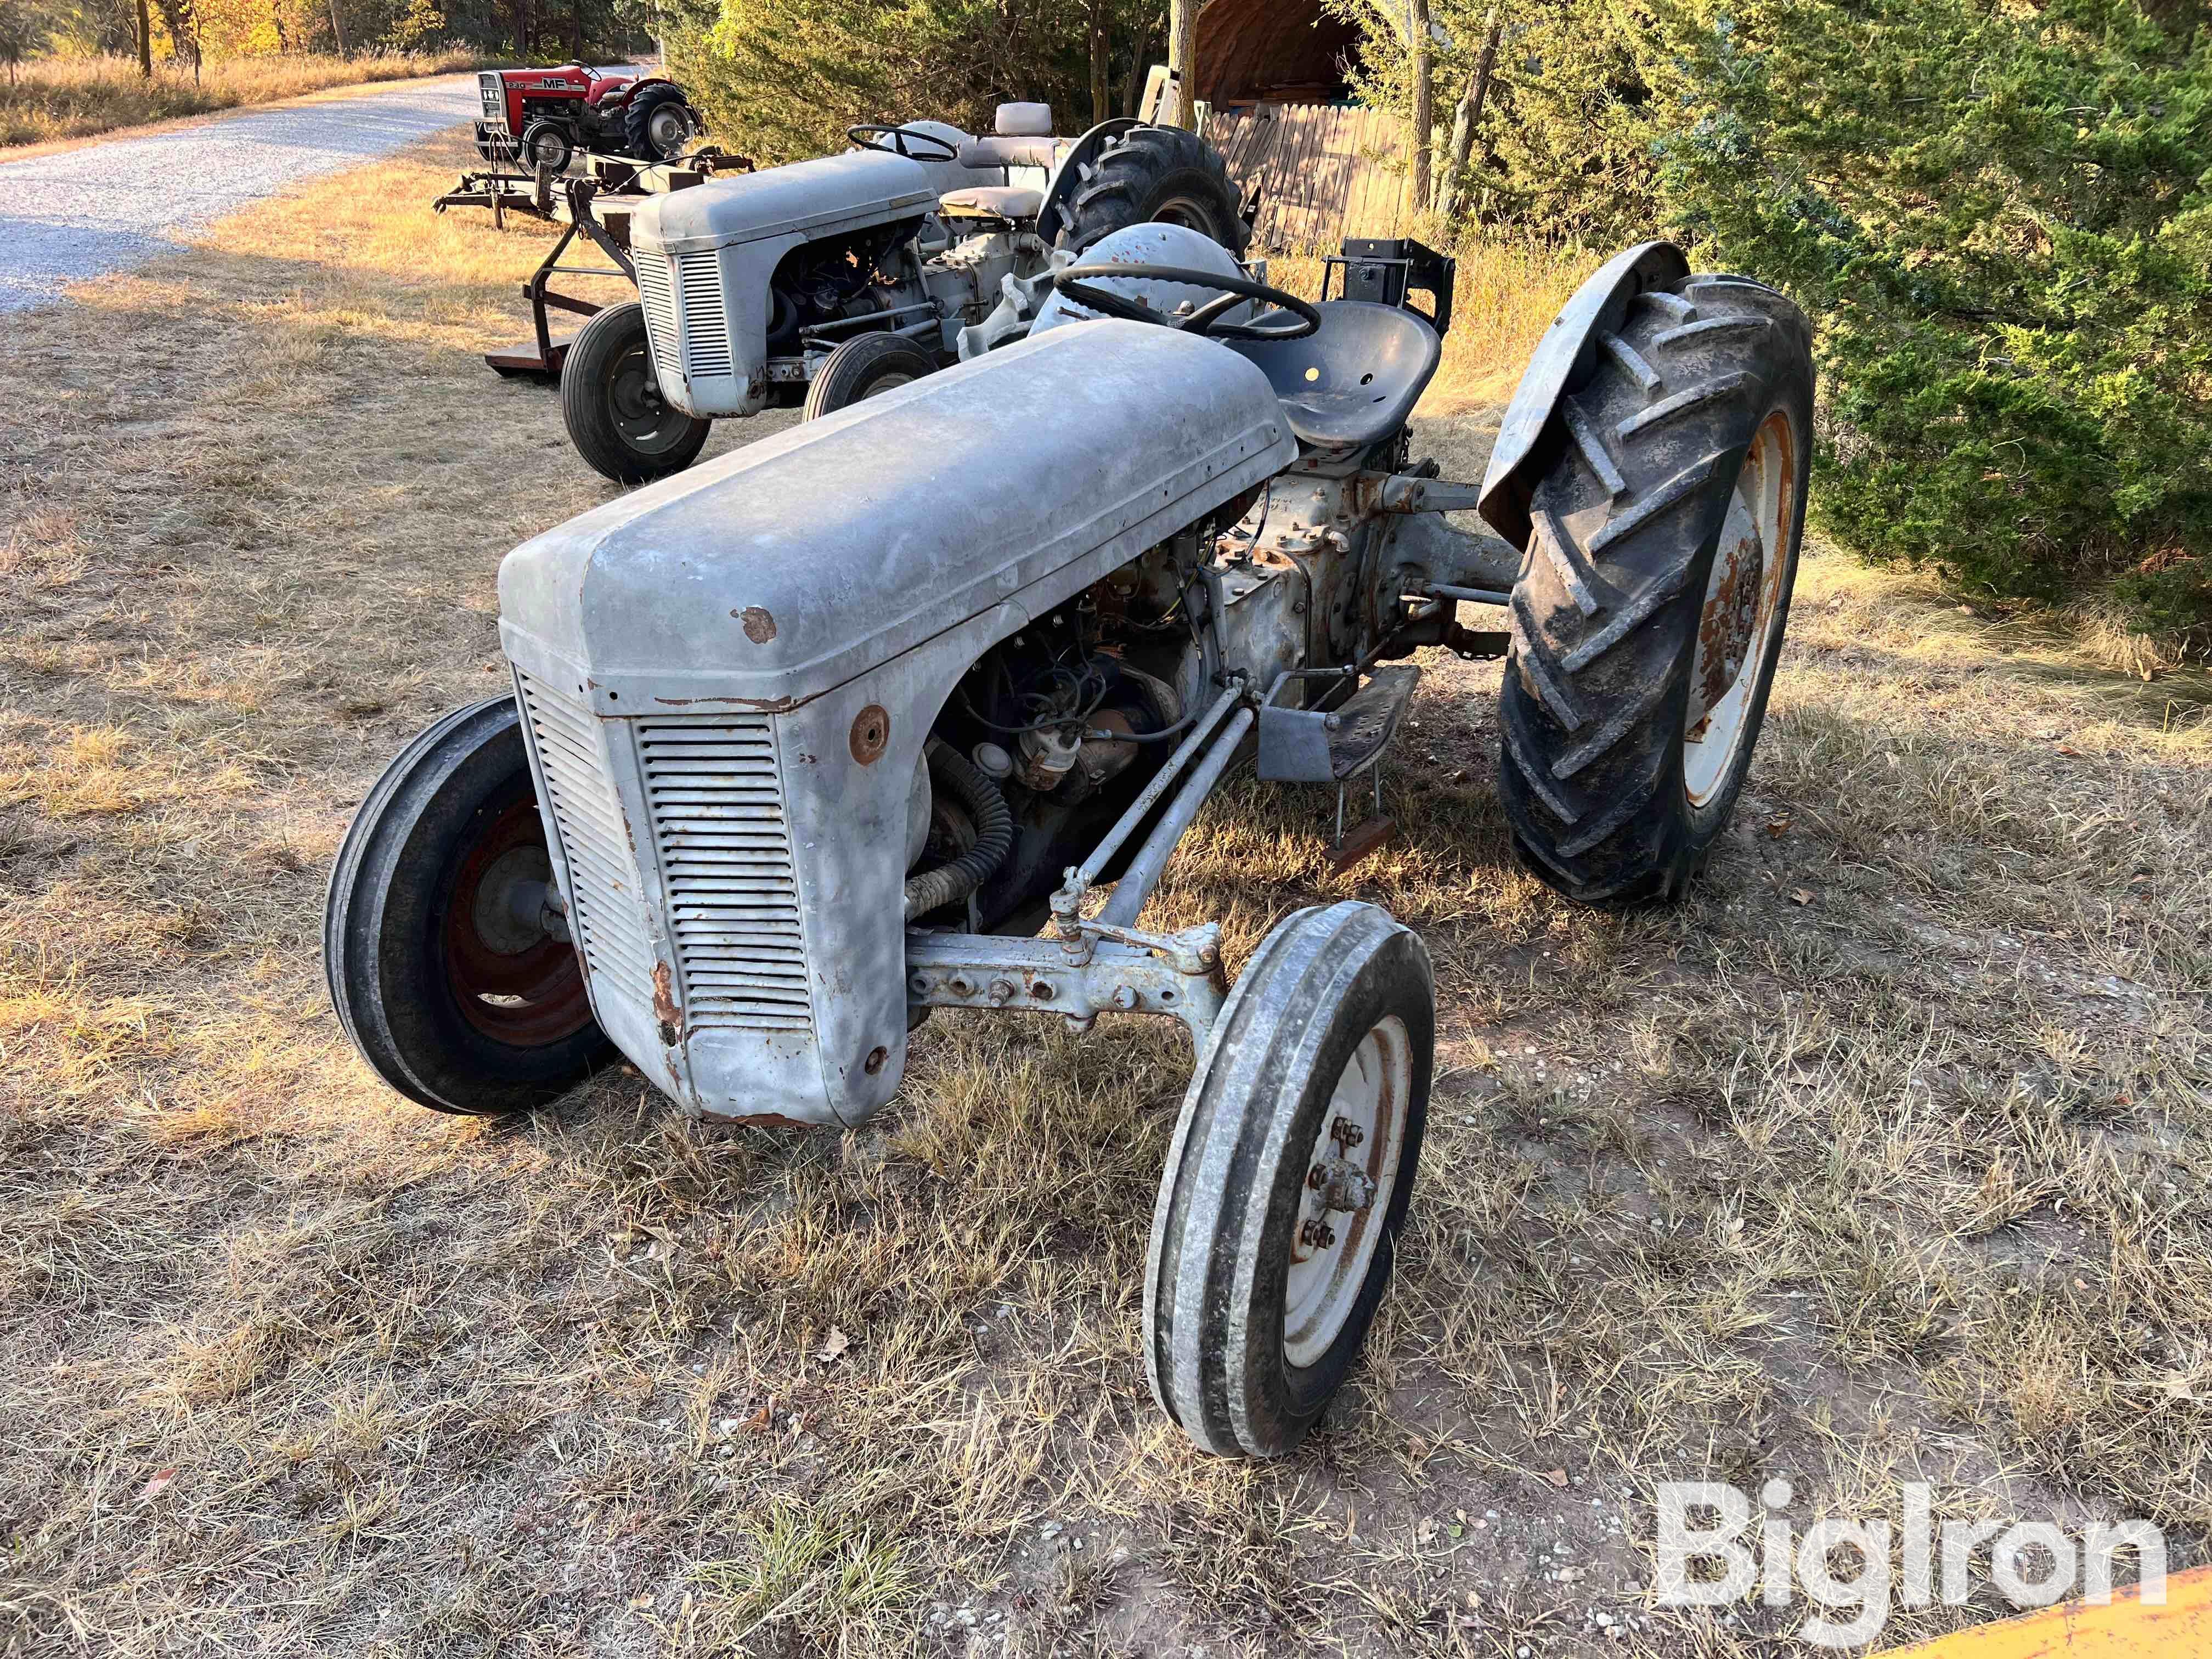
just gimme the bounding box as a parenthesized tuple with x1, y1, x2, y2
(736, 606, 777, 644)
(849, 704, 890, 765)
(651, 961, 681, 1046)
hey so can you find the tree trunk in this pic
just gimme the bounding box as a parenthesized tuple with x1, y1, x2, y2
(1124, 10, 1160, 116)
(136, 0, 151, 75)
(1088, 0, 1111, 127)
(1164, 0, 1197, 130)
(569, 0, 583, 63)
(328, 0, 349, 56)
(1437, 7, 1501, 218)
(511, 0, 531, 57)
(1409, 0, 1433, 213)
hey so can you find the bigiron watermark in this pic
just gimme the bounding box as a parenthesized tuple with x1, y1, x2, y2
(1654, 1480, 2167, 1647)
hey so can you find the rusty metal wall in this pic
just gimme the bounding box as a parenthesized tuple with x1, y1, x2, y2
(1206, 103, 1413, 253)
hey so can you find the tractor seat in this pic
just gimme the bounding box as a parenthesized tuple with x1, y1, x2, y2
(955, 136, 1062, 169)
(940, 185, 1043, 219)
(1221, 300, 1442, 450)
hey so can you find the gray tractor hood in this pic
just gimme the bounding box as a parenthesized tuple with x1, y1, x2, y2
(498, 321, 1297, 714)
(634, 148, 938, 257)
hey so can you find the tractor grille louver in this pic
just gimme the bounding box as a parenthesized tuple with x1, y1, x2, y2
(637, 720, 812, 1034)
(674, 252, 733, 379)
(633, 253, 682, 378)
(514, 673, 661, 1014)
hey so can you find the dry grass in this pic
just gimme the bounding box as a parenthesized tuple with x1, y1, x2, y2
(2, 129, 2209, 1656)
(0, 51, 492, 150)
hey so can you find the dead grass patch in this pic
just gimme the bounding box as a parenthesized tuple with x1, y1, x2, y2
(0, 128, 2207, 1657)
(0, 52, 493, 151)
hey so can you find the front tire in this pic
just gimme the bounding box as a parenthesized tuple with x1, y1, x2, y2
(326, 699, 610, 1115)
(802, 332, 938, 420)
(561, 301, 712, 485)
(1145, 902, 1432, 1458)
(518, 118, 574, 174)
(1049, 125, 1250, 258)
(1498, 273, 1814, 906)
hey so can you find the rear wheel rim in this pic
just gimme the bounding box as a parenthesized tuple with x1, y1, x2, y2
(607, 340, 692, 454)
(1148, 193, 1220, 236)
(647, 105, 692, 155)
(441, 799, 592, 1046)
(1683, 409, 1794, 808)
(1283, 1015, 1412, 1368)
(859, 369, 915, 400)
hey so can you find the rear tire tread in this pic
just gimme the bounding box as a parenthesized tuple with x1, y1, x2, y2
(1497, 272, 1815, 905)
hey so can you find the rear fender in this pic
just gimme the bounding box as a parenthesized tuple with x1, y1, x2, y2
(1036, 118, 1140, 246)
(1476, 241, 1689, 551)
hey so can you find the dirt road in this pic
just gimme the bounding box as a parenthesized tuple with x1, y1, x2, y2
(0, 75, 479, 312)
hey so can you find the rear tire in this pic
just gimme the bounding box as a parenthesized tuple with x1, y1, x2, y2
(1145, 902, 1432, 1457)
(1049, 125, 1249, 258)
(326, 699, 610, 1115)
(1497, 273, 1814, 906)
(562, 301, 712, 485)
(624, 84, 698, 161)
(802, 333, 938, 420)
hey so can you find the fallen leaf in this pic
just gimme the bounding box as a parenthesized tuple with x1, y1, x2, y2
(139, 1468, 177, 1503)
(2057, 745, 2082, 758)
(1763, 815, 1792, 837)
(741, 1401, 772, 1432)
(1789, 888, 1815, 906)
(1545, 1467, 1570, 1488)
(817, 1327, 850, 1364)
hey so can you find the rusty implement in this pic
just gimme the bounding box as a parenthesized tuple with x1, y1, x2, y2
(482, 176, 636, 381)
(435, 147, 751, 229)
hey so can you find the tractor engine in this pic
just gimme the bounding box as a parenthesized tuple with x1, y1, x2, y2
(765, 222, 925, 360)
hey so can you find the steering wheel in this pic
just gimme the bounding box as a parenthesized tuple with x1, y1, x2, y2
(847, 124, 961, 163)
(1052, 262, 1321, 342)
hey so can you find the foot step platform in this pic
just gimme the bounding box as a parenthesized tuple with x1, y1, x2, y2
(1256, 664, 1421, 874)
(1257, 664, 1421, 784)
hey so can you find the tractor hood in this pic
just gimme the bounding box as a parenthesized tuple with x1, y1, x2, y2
(498, 321, 1297, 716)
(634, 148, 938, 257)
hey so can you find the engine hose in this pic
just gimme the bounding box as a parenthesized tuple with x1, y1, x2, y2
(902, 739, 1013, 923)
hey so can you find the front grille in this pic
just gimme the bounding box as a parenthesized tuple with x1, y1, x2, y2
(478, 73, 502, 122)
(633, 253, 681, 377)
(637, 720, 812, 1034)
(515, 673, 659, 1011)
(675, 252, 733, 379)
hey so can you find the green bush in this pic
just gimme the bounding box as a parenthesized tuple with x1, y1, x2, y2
(663, 0, 1157, 168)
(1366, 0, 2212, 636)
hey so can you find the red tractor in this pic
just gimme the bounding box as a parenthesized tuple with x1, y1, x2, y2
(472, 66, 703, 174)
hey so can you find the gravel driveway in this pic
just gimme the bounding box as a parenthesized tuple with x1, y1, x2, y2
(0, 75, 481, 313)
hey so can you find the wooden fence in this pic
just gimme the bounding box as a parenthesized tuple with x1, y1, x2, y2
(1205, 103, 1413, 253)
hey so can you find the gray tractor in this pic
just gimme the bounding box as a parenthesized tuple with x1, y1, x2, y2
(330, 230, 1813, 1456)
(560, 103, 1249, 482)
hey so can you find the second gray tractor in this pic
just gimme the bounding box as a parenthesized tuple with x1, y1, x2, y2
(559, 103, 1248, 482)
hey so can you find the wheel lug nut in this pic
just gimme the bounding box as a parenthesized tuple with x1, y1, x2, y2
(1300, 1218, 1336, 1249)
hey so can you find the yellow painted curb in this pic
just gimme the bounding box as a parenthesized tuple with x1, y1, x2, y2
(1891, 1563, 2212, 1656)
